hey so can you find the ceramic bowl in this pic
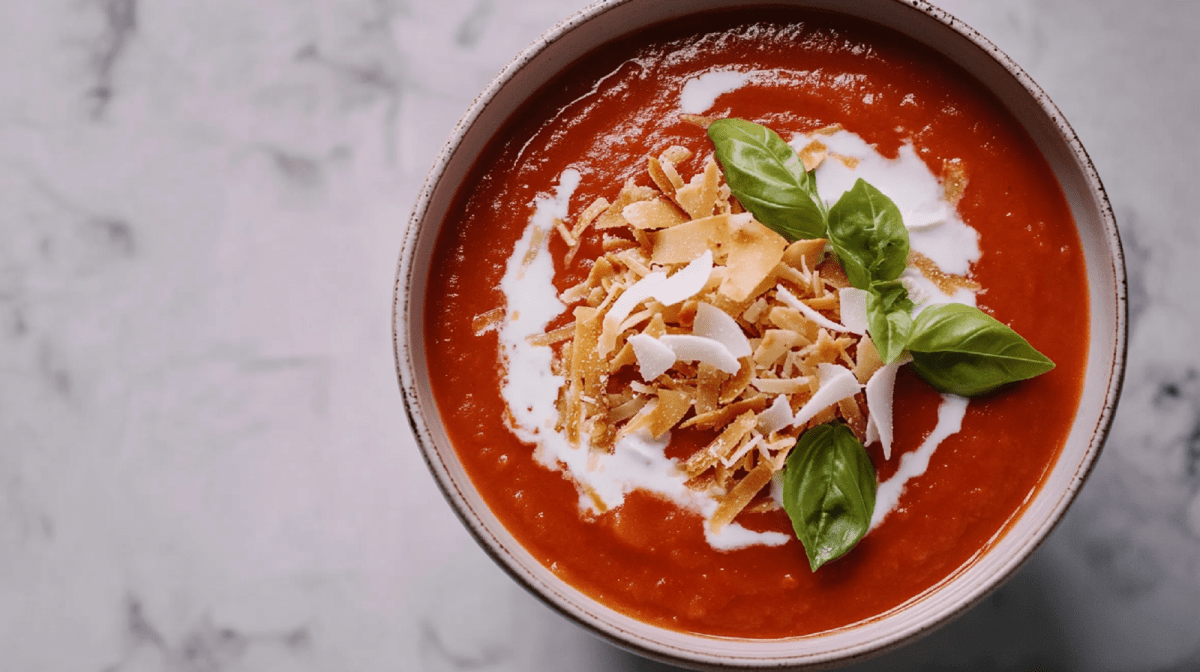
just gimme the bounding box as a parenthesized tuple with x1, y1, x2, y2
(393, 0, 1126, 668)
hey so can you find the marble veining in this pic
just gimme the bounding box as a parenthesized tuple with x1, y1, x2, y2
(1, 0, 1199, 670)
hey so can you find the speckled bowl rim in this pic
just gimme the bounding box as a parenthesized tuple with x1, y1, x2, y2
(393, 0, 1126, 669)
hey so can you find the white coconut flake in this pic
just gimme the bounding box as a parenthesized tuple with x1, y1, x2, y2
(757, 394, 794, 435)
(653, 250, 713, 306)
(864, 357, 908, 460)
(694, 300, 752, 358)
(838, 287, 870, 335)
(602, 271, 667, 350)
(793, 363, 862, 427)
(658, 334, 741, 375)
(628, 333, 676, 381)
(721, 434, 763, 468)
(776, 285, 850, 333)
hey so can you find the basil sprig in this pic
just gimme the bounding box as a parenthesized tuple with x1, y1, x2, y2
(826, 178, 910, 290)
(866, 280, 914, 363)
(707, 118, 827, 240)
(906, 303, 1056, 396)
(782, 422, 876, 572)
(824, 178, 913, 364)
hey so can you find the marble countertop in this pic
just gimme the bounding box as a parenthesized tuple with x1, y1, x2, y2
(2, 0, 1197, 670)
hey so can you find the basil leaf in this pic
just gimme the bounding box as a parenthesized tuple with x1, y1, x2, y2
(707, 118, 826, 241)
(907, 302, 1055, 396)
(827, 178, 910, 290)
(782, 422, 876, 572)
(866, 280, 914, 364)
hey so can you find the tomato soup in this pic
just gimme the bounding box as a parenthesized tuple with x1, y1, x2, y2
(424, 8, 1087, 638)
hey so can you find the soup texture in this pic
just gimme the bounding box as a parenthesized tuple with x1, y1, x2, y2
(424, 9, 1087, 638)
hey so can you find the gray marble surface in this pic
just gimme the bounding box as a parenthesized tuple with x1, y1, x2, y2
(1, 0, 1197, 670)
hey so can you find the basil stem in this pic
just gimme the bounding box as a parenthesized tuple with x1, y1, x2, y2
(866, 280, 914, 364)
(707, 118, 827, 241)
(782, 422, 877, 572)
(827, 178, 910, 290)
(907, 302, 1055, 396)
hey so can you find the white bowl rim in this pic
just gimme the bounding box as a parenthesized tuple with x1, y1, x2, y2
(393, 0, 1127, 668)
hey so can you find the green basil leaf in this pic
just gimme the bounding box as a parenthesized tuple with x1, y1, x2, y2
(782, 422, 876, 572)
(907, 302, 1055, 396)
(827, 178, 909, 290)
(707, 118, 826, 241)
(866, 280, 914, 364)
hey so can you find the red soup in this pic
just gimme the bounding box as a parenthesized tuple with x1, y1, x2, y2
(424, 8, 1087, 638)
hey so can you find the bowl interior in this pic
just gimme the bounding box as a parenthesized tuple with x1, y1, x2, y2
(394, 0, 1124, 668)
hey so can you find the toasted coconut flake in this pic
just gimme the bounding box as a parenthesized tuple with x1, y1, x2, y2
(908, 249, 981, 294)
(472, 308, 504, 336)
(680, 113, 718, 129)
(695, 363, 725, 415)
(721, 433, 763, 469)
(683, 394, 766, 430)
(798, 139, 828, 172)
(942, 158, 968, 205)
(661, 145, 692, 166)
(518, 226, 546, 279)
(718, 217, 787, 302)
(817, 259, 851, 289)
(782, 238, 826, 273)
(753, 329, 802, 369)
(608, 395, 649, 424)
(624, 198, 688, 230)
(743, 297, 769, 324)
(719, 357, 755, 404)
(561, 255, 616, 305)
(839, 396, 867, 442)
(528, 323, 574, 346)
(675, 157, 721, 220)
(767, 306, 816, 340)
(555, 219, 576, 247)
(710, 461, 775, 532)
(751, 376, 811, 395)
(833, 153, 860, 170)
(852, 334, 884, 384)
(650, 214, 731, 265)
(645, 388, 691, 438)
(566, 307, 604, 446)
(564, 197, 611, 265)
(656, 151, 688, 191)
(615, 247, 653, 278)
(596, 180, 658, 229)
(648, 156, 678, 196)
(683, 410, 757, 478)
